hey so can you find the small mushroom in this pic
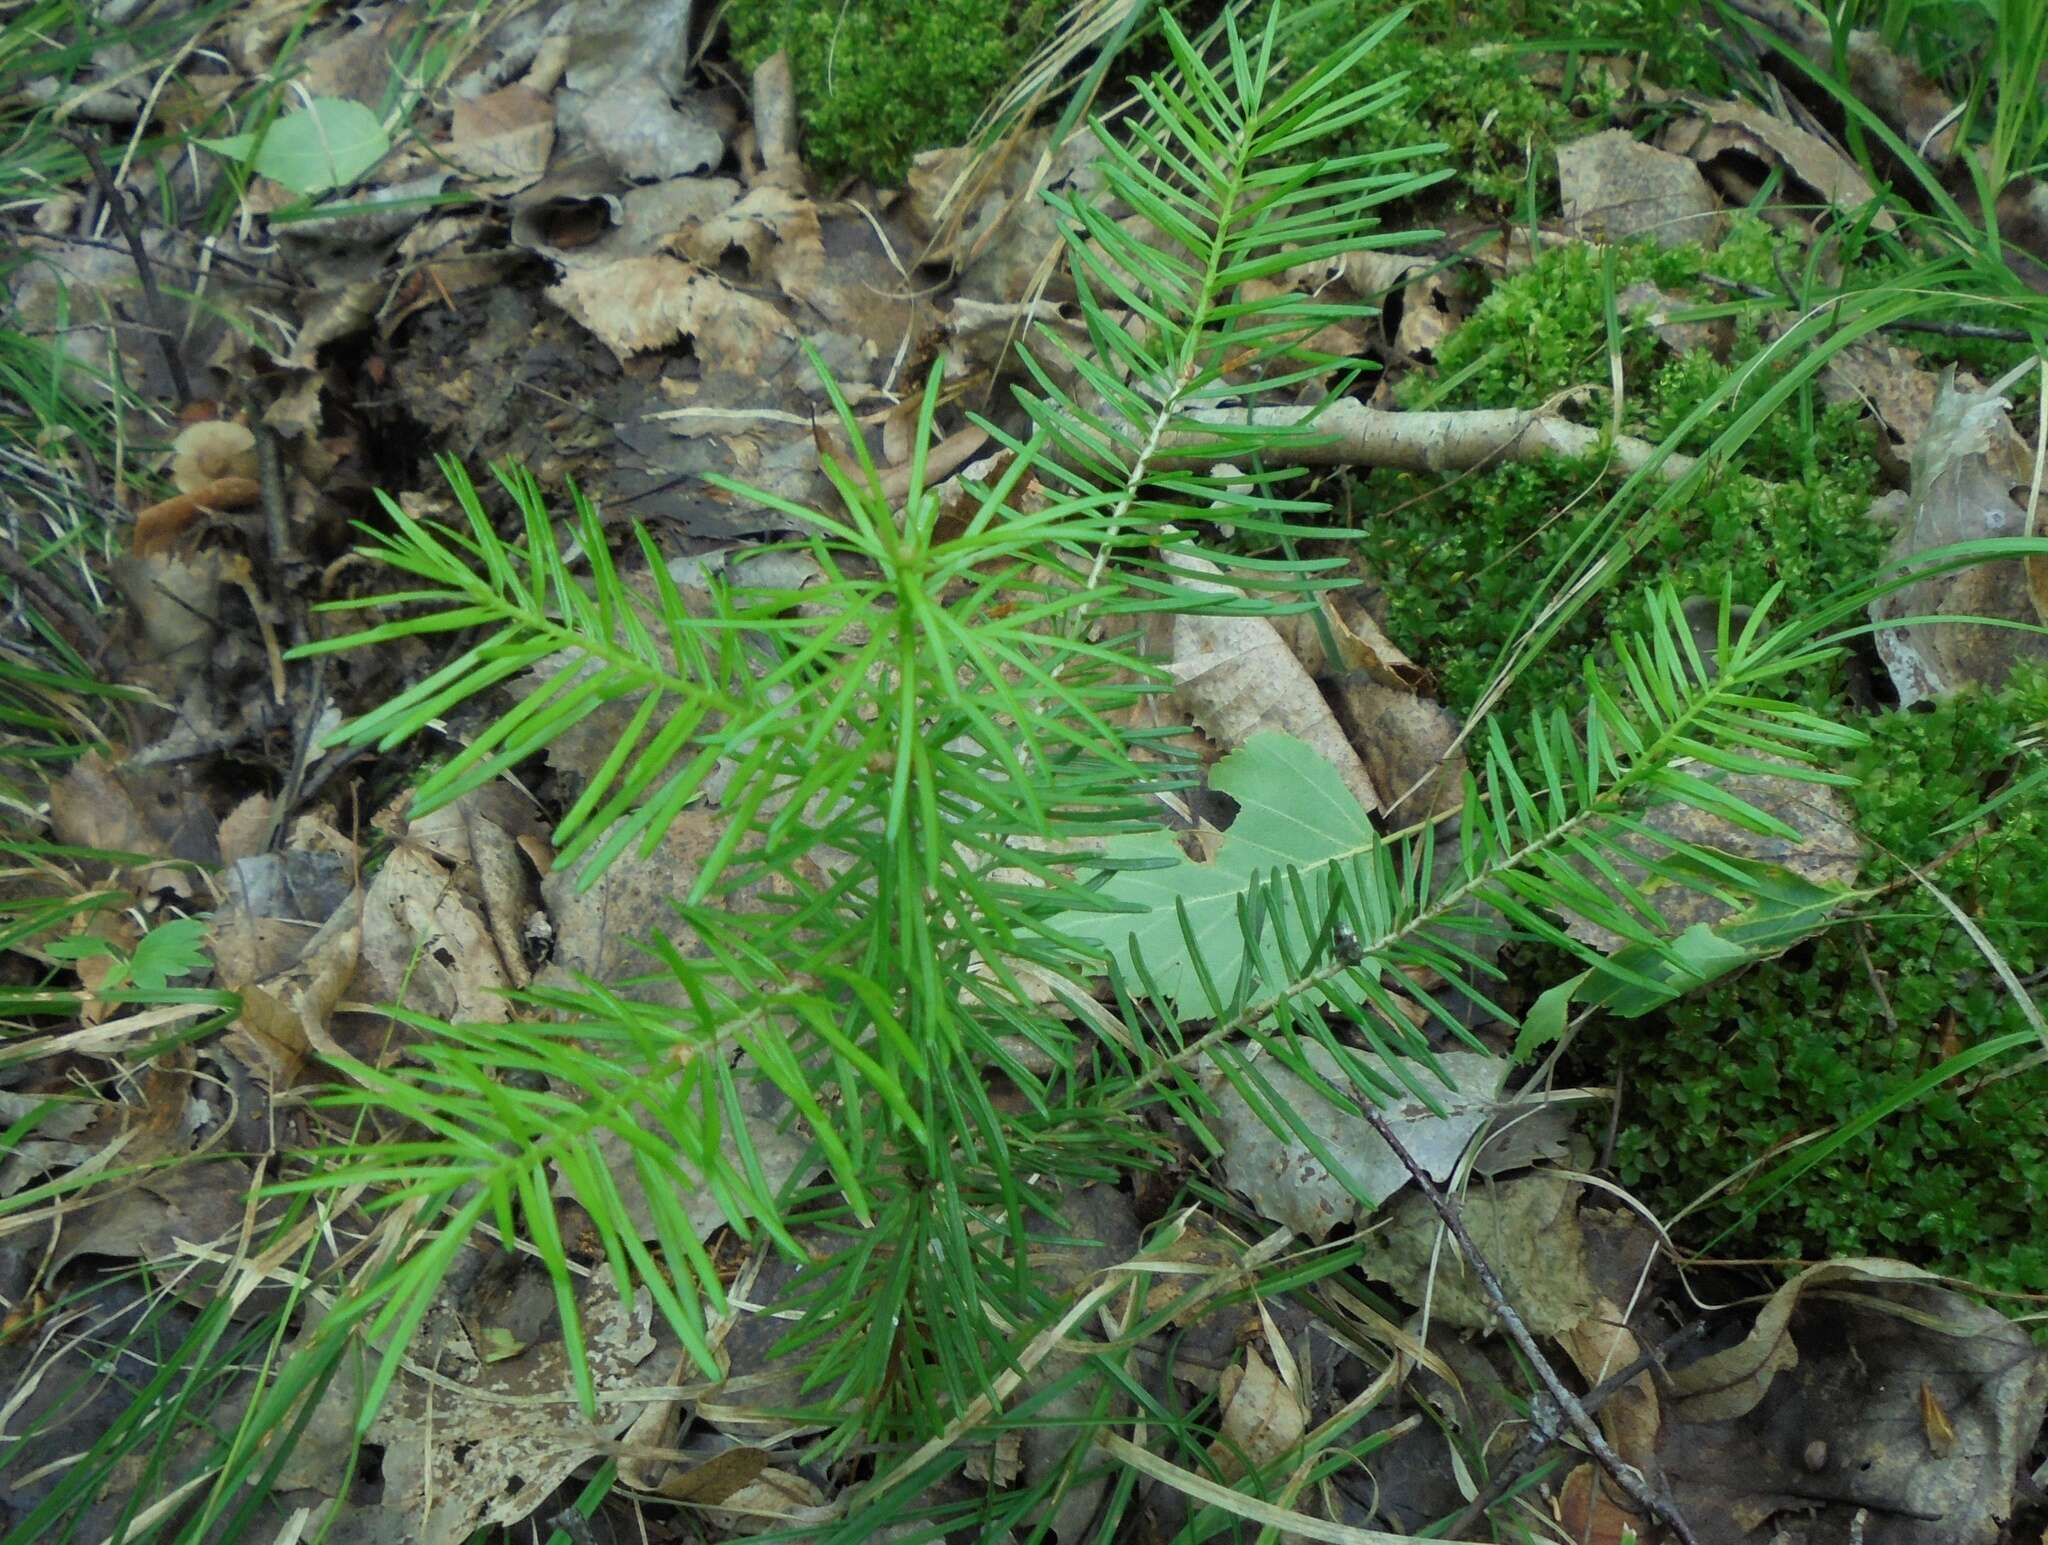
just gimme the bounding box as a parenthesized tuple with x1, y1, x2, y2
(169, 419, 257, 493)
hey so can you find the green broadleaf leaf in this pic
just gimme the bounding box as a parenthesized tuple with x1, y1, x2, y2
(194, 131, 257, 162)
(198, 98, 389, 194)
(125, 917, 212, 989)
(1515, 970, 1586, 1060)
(1050, 731, 1375, 1015)
(1514, 863, 1848, 1060)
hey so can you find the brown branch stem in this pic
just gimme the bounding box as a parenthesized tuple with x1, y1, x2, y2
(63, 129, 194, 408)
(1443, 1319, 1708, 1536)
(1356, 1099, 1703, 1545)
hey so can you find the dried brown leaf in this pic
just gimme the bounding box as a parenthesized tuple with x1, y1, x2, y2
(545, 255, 795, 369)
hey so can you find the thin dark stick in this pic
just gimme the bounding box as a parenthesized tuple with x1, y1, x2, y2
(63, 129, 194, 407)
(0, 541, 104, 662)
(38, 228, 293, 288)
(1358, 1101, 1703, 1545)
(252, 416, 294, 637)
(1442, 1319, 1708, 1536)
(1701, 274, 2033, 344)
(266, 654, 327, 854)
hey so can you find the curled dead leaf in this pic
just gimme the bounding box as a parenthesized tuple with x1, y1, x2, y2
(445, 83, 555, 190)
(1662, 98, 1893, 232)
(1559, 129, 1725, 249)
(1209, 1350, 1306, 1483)
(545, 255, 796, 371)
(1872, 370, 2048, 702)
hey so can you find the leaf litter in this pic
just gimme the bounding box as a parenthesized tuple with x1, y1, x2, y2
(4, 0, 2046, 1541)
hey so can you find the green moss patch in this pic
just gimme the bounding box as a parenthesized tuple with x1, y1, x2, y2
(1589, 678, 2048, 1295)
(1360, 221, 1885, 717)
(726, 0, 1058, 185)
(1263, 0, 1724, 209)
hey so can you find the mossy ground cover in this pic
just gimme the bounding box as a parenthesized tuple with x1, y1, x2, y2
(726, 0, 1059, 184)
(1586, 679, 2048, 1297)
(727, 0, 1720, 205)
(1263, 0, 1726, 208)
(1363, 219, 1888, 717)
(721, 0, 2048, 1303)
(1351, 229, 2047, 1294)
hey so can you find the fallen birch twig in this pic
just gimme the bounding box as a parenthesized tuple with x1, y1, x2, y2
(1177, 396, 1697, 481)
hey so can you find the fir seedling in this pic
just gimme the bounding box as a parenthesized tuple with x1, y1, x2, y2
(171, 8, 2048, 1541)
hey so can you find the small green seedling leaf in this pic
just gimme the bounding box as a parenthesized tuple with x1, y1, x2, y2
(48, 917, 211, 993)
(197, 131, 259, 162)
(45, 936, 119, 965)
(198, 98, 389, 194)
(124, 917, 212, 990)
(1515, 970, 1586, 1060)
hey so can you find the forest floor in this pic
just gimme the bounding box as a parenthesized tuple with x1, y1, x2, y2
(3, 1, 2047, 1542)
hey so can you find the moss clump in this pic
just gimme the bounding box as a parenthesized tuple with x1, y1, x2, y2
(1260, 0, 1724, 208)
(726, 0, 1057, 185)
(1358, 220, 1885, 717)
(1587, 678, 2048, 1296)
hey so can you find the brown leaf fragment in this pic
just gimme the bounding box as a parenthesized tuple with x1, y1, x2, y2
(701, 1468, 830, 1536)
(1558, 1464, 1643, 1545)
(354, 844, 514, 1023)
(1284, 590, 1431, 692)
(750, 51, 801, 187)
(1213, 1047, 1508, 1241)
(1390, 265, 1465, 361)
(1620, 281, 1734, 358)
(1662, 99, 1894, 231)
(1558, 129, 1725, 249)
(216, 887, 362, 1088)
(1921, 1381, 1957, 1458)
(1718, 0, 1961, 167)
(1559, 1308, 1662, 1471)
(1364, 1171, 1601, 1337)
(50, 753, 166, 859)
(216, 794, 274, 867)
(288, 279, 383, 366)
(1209, 1351, 1305, 1482)
(362, 1273, 666, 1545)
(1334, 679, 1466, 822)
(545, 255, 796, 369)
(1150, 555, 1380, 813)
(962, 1432, 1024, 1488)
(658, 1445, 772, 1503)
(405, 789, 539, 991)
(1872, 371, 2048, 701)
(53, 1154, 253, 1274)
(1818, 334, 1942, 468)
(111, 545, 223, 676)
(1137, 1211, 1252, 1327)
(1659, 1259, 2045, 1545)
(446, 84, 555, 188)
(558, 74, 723, 181)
